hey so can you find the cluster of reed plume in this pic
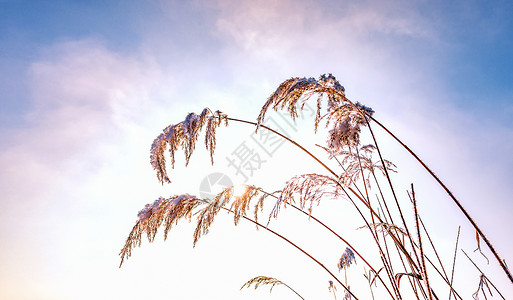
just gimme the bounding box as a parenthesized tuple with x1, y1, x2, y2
(120, 74, 510, 299)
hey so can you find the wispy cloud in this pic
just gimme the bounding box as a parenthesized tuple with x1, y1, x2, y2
(0, 38, 179, 297)
(1, 1, 512, 298)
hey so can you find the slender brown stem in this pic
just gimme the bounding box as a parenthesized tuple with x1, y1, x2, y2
(229, 117, 419, 272)
(287, 202, 396, 299)
(280, 282, 306, 300)
(409, 193, 461, 299)
(461, 249, 506, 299)
(368, 115, 512, 283)
(220, 206, 359, 299)
(260, 187, 396, 299)
(412, 184, 433, 300)
(364, 116, 422, 275)
(449, 226, 461, 300)
(228, 116, 422, 296)
(340, 185, 403, 299)
(228, 117, 339, 179)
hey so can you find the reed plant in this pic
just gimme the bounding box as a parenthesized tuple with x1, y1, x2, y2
(119, 74, 510, 299)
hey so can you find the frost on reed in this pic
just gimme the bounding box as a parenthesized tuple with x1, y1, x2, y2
(338, 247, 356, 271)
(119, 185, 271, 266)
(119, 194, 202, 267)
(120, 73, 510, 299)
(150, 109, 228, 183)
(241, 276, 305, 299)
(257, 73, 374, 149)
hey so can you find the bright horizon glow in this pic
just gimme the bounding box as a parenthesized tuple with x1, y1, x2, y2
(1, 1, 512, 299)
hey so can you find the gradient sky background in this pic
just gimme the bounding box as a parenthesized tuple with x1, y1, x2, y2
(1, 0, 513, 299)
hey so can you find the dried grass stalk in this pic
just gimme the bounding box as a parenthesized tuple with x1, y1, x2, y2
(119, 194, 202, 267)
(257, 74, 374, 150)
(271, 173, 344, 219)
(338, 144, 396, 188)
(230, 185, 260, 226)
(241, 276, 305, 299)
(358, 222, 407, 238)
(193, 187, 233, 246)
(150, 109, 228, 183)
(338, 247, 357, 271)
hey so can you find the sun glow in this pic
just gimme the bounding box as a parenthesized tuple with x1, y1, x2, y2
(232, 184, 248, 196)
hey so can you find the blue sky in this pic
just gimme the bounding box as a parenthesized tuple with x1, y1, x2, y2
(1, 0, 512, 299)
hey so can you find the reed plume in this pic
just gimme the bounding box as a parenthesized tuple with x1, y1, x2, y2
(119, 73, 510, 298)
(119, 194, 203, 267)
(241, 276, 305, 299)
(150, 109, 228, 183)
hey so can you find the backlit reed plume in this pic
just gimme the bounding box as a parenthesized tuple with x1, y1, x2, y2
(119, 194, 202, 267)
(150, 108, 228, 183)
(120, 73, 511, 298)
(193, 185, 263, 245)
(338, 247, 356, 271)
(120, 184, 269, 265)
(241, 276, 305, 299)
(257, 73, 374, 150)
(271, 173, 344, 218)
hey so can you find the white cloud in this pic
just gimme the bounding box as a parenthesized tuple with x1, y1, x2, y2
(212, 0, 436, 58)
(2, 1, 512, 298)
(0, 38, 182, 298)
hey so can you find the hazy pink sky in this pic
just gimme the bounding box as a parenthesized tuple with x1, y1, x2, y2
(1, 0, 512, 299)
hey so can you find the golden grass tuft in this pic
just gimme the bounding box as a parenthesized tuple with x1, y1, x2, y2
(257, 74, 374, 149)
(272, 173, 344, 218)
(241, 275, 305, 299)
(193, 187, 233, 246)
(119, 73, 512, 297)
(241, 275, 286, 292)
(150, 109, 228, 184)
(230, 185, 260, 226)
(119, 194, 203, 267)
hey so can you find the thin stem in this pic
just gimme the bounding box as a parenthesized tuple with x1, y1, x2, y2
(227, 117, 339, 179)
(355, 146, 371, 203)
(369, 115, 512, 283)
(461, 249, 506, 300)
(260, 189, 381, 282)
(365, 116, 422, 275)
(228, 116, 421, 296)
(412, 184, 433, 300)
(228, 117, 370, 211)
(287, 201, 396, 299)
(412, 197, 461, 299)
(340, 185, 402, 299)
(449, 226, 461, 300)
(220, 206, 359, 299)
(281, 282, 306, 300)
(402, 191, 462, 299)
(260, 187, 396, 299)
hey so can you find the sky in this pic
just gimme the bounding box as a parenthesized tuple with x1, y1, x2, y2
(1, 0, 513, 299)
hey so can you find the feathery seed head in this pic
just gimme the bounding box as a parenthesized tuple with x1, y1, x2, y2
(241, 276, 289, 294)
(319, 73, 345, 92)
(328, 280, 336, 290)
(271, 174, 343, 220)
(119, 194, 203, 267)
(332, 144, 397, 188)
(257, 74, 373, 150)
(338, 247, 356, 271)
(149, 109, 228, 184)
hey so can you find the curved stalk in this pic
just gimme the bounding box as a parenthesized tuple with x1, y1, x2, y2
(412, 185, 433, 300)
(220, 206, 358, 299)
(368, 115, 512, 283)
(258, 186, 396, 299)
(287, 202, 396, 299)
(228, 116, 422, 279)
